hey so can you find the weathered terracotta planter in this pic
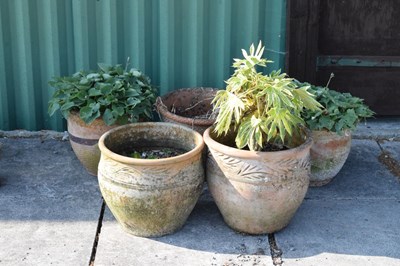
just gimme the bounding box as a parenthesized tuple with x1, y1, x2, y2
(156, 87, 218, 134)
(67, 111, 118, 176)
(203, 127, 312, 234)
(309, 130, 352, 186)
(98, 122, 205, 237)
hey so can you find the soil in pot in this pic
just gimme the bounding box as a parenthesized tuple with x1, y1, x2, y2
(156, 87, 219, 134)
(120, 147, 187, 159)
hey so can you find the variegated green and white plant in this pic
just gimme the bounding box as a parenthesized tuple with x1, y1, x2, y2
(212, 42, 322, 151)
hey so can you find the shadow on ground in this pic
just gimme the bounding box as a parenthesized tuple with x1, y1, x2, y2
(275, 139, 400, 262)
(1, 136, 400, 265)
(98, 139, 400, 263)
(101, 187, 269, 255)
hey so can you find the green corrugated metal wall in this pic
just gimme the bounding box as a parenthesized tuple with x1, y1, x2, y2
(0, 0, 287, 131)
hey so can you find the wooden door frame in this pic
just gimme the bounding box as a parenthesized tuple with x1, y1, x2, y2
(285, 0, 320, 83)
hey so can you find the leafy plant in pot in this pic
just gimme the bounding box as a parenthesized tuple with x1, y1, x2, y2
(203, 42, 322, 234)
(48, 63, 157, 175)
(299, 76, 374, 186)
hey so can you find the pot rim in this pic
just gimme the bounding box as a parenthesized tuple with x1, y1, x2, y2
(98, 122, 204, 166)
(203, 126, 313, 159)
(311, 129, 352, 137)
(156, 87, 219, 126)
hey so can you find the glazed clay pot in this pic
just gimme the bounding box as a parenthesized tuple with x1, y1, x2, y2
(98, 122, 205, 237)
(203, 128, 312, 234)
(67, 111, 118, 176)
(156, 88, 218, 134)
(309, 130, 352, 186)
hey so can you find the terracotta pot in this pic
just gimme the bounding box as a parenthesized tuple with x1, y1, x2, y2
(309, 130, 352, 186)
(98, 122, 205, 237)
(203, 127, 312, 234)
(155, 87, 218, 134)
(67, 111, 118, 176)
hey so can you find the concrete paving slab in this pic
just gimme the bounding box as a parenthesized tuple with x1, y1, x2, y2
(0, 221, 99, 265)
(306, 139, 400, 200)
(1, 119, 400, 266)
(379, 140, 400, 163)
(275, 199, 400, 266)
(274, 137, 400, 266)
(353, 117, 400, 140)
(0, 138, 101, 265)
(95, 190, 273, 266)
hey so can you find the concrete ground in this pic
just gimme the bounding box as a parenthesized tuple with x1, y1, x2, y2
(0, 118, 399, 266)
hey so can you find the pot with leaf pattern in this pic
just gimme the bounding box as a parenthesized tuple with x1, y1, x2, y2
(203, 127, 312, 234)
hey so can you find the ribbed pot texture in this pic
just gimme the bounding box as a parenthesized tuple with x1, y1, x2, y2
(309, 130, 352, 186)
(67, 111, 118, 176)
(156, 87, 218, 135)
(203, 127, 312, 234)
(98, 122, 205, 237)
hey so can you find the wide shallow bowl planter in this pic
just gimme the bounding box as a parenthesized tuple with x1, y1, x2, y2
(98, 122, 205, 237)
(309, 130, 352, 186)
(155, 87, 218, 134)
(67, 111, 119, 176)
(203, 127, 312, 234)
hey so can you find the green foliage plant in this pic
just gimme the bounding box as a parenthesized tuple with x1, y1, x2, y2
(212, 42, 322, 151)
(298, 75, 374, 133)
(48, 63, 157, 125)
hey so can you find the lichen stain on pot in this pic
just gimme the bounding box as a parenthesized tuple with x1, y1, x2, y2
(100, 183, 203, 236)
(309, 130, 352, 186)
(98, 123, 205, 237)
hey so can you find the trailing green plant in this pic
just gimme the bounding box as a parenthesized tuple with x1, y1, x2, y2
(298, 76, 374, 133)
(48, 63, 157, 125)
(212, 42, 322, 151)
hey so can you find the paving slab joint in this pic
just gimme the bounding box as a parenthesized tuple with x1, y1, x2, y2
(268, 234, 283, 266)
(376, 140, 400, 180)
(89, 200, 106, 266)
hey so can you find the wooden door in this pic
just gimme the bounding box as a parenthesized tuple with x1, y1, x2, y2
(287, 0, 400, 115)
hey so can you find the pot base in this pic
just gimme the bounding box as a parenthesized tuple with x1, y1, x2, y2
(309, 178, 333, 187)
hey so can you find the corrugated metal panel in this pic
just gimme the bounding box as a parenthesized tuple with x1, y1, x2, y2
(0, 0, 287, 131)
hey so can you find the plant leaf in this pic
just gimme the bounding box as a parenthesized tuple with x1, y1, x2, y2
(103, 108, 116, 126)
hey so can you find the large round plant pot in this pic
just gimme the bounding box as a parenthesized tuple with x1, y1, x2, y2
(155, 87, 218, 134)
(98, 122, 205, 237)
(309, 130, 352, 186)
(67, 111, 118, 176)
(203, 127, 312, 234)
